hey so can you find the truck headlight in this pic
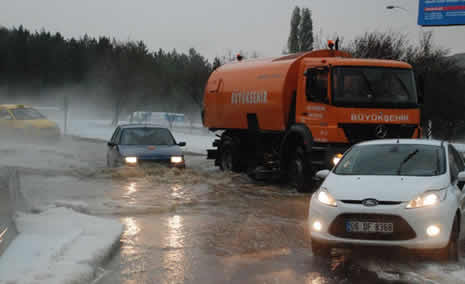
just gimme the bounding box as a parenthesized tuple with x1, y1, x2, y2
(406, 189, 447, 209)
(170, 156, 183, 164)
(125, 157, 138, 164)
(316, 188, 337, 207)
(332, 153, 343, 166)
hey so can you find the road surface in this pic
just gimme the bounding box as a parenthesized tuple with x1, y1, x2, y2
(1, 137, 464, 284)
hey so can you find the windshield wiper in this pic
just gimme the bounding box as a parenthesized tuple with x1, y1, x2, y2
(397, 149, 419, 175)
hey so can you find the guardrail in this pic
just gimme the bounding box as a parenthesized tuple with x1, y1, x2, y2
(0, 168, 20, 256)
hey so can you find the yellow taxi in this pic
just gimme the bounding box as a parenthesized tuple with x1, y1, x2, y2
(0, 104, 60, 139)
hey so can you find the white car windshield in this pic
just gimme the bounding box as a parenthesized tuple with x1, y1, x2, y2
(334, 144, 446, 176)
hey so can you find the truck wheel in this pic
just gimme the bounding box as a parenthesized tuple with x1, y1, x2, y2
(289, 146, 313, 193)
(219, 138, 242, 172)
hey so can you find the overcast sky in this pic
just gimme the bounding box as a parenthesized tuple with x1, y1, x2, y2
(1, 0, 464, 60)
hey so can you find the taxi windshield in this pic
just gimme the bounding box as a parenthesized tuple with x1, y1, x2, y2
(332, 67, 418, 108)
(120, 128, 175, 145)
(11, 108, 46, 120)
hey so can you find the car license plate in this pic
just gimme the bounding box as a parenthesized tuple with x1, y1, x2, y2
(346, 221, 393, 233)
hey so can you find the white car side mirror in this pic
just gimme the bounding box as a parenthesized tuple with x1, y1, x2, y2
(458, 171, 465, 182)
(316, 169, 330, 180)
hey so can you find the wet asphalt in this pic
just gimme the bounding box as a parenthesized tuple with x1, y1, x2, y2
(2, 137, 464, 284)
(94, 156, 434, 284)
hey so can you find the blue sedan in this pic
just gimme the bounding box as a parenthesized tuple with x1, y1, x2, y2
(106, 124, 186, 168)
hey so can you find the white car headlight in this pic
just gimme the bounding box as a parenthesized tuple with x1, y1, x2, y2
(170, 156, 183, 164)
(406, 189, 447, 209)
(316, 188, 337, 207)
(124, 157, 138, 164)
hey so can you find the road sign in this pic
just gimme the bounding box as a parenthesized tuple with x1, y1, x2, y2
(418, 0, 465, 26)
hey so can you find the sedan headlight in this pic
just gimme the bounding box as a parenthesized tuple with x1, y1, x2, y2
(124, 157, 138, 164)
(170, 156, 184, 164)
(406, 189, 447, 209)
(316, 188, 337, 207)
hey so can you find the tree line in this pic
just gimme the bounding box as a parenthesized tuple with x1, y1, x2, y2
(0, 26, 212, 124)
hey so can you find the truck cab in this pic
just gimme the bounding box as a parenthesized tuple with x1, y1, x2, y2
(295, 57, 420, 168)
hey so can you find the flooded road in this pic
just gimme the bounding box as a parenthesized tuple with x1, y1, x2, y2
(3, 138, 465, 284)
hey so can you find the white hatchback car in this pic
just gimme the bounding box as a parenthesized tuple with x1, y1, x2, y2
(308, 139, 465, 261)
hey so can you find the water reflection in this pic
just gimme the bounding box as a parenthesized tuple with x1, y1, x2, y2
(171, 184, 183, 199)
(127, 182, 137, 195)
(122, 217, 141, 257)
(163, 215, 186, 283)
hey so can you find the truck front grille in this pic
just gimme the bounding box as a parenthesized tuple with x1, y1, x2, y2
(339, 124, 417, 144)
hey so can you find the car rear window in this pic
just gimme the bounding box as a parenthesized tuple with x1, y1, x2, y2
(11, 108, 45, 120)
(334, 144, 446, 176)
(119, 128, 175, 145)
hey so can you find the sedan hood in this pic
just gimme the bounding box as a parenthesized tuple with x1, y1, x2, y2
(323, 173, 449, 202)
(118, 145, 182, 158)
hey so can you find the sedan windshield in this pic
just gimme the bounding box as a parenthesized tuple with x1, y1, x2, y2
(334, 144, 446, 176)
(11, 108, 46, 120)
(120, 128, 175, 145)
(332, 67, 418, 108)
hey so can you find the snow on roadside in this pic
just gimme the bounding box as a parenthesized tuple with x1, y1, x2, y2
(0, 207, 123, 284)
(65, 119, 215, 155)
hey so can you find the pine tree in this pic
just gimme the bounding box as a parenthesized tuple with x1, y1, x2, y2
(287, 6, 301, 54)
(299, 8, 314, 52)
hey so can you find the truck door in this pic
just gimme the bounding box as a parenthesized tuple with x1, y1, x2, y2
(297, 67, 329, 130)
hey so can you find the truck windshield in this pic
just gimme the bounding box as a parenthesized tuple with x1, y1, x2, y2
(332, 67, 418, 108)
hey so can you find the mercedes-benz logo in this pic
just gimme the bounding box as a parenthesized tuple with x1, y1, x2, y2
(362, 199, 379, 207)
(375, 124, 388, 139)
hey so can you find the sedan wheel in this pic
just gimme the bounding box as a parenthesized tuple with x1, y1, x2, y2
(289, 147, 312, 193)
(220, 148, 233, 171)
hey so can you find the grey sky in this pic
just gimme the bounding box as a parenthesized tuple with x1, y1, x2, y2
(1, 0, 464, 60)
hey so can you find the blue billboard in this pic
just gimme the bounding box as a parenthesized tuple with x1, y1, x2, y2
(418, 0, 465, 26)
